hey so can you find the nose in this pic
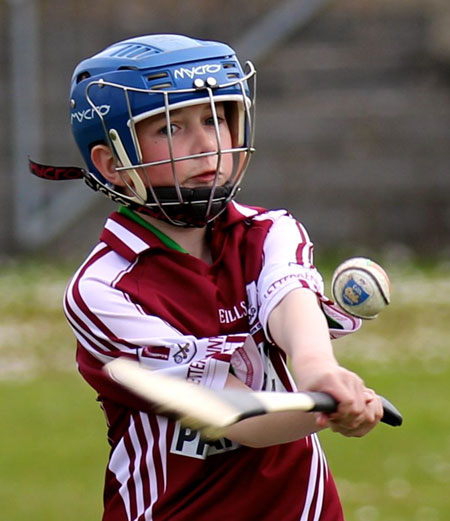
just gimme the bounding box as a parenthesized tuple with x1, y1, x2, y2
(191, 123, 220, 157)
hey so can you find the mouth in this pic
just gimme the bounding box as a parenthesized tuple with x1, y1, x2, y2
(185, 171, 221, 187)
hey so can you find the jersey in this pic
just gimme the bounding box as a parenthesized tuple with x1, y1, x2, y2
(64, 201, 362, 521)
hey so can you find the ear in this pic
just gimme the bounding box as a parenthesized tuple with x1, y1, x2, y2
(91, 144, 126, 186)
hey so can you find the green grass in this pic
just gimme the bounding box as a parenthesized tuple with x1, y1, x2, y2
(0, 374, 106, 520)
(320, 363, 450, 521)
(319, 261, 450, 521)
(1, 258, 450, 520)
(0, 259, 106, 520)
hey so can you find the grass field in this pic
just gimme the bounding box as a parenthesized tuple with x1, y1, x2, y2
(1, 257, 449, 520)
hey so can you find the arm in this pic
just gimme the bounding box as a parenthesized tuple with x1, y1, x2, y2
(267, 288, 383, 437)
(220, 212, 379, 446)
(223, 288, 382, 446)
(223, 372, 321, 447)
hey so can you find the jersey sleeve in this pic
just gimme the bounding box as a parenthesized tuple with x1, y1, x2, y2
(64, 249, 263, 411)
(254, 211, 362, 340)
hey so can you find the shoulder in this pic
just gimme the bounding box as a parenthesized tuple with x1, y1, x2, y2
(228, 201, 303, 228)
(66, 243, 126, 298)
(232, 203, 313, 243)
(219, 203, 315, 255)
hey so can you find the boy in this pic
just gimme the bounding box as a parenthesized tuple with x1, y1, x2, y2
(32, 34, 382, 520)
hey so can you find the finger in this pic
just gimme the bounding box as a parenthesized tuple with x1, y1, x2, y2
(315, 413, 330, 429)
(326, 372, 367, 418)
(364, 389, 384, 420)
(329, 398, 383, 436)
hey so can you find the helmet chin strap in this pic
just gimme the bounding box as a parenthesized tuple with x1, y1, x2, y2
(27, 157, 233, 227)
(109, 129, 148, 202)
(135, 183, 234, 227)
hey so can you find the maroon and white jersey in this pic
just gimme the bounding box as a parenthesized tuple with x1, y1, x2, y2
(64, 201, 361, 521)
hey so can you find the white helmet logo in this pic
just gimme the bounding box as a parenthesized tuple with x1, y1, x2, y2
(174, 64, 221, 80)
(71, 105, 111, 124)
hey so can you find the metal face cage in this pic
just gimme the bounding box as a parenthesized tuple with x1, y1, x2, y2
(84, 62, 256, 227)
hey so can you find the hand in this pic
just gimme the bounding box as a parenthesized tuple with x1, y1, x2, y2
(295, 360, 383, 437)
(268, 288, 383, 437)
(317, 388, 383, 437)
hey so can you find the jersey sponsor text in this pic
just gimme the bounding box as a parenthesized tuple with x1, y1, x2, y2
(170, 422, 240, 459)
(218, 300, 247, 324)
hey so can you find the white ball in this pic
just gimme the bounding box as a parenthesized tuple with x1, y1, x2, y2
(331, 257, 391, 319)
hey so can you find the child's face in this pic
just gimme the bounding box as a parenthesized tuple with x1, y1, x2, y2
(135, 102, 234, 188)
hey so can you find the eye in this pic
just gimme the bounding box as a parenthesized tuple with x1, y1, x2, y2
(159, 123, 178, 135)
(205, 114, 225, 126)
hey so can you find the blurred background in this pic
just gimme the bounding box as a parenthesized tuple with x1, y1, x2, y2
(1, 1, 450, 520)
(1, 0, 450, 259)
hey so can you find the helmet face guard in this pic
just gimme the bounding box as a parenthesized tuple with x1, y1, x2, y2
(68, 35, 256, 227)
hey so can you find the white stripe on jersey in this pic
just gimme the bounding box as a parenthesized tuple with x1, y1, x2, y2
(156, 415, 168, 492)
(230, 201, 261, 218)
(300, 434, 319, 521)
(130, 415, 146, 519)
(64, 247, 128, 348)
(109, 413, 168, 521)
(64, 247, 186, 360)
(65, 243, 249, 394)
(110, 256, 139, 290)
(64, 293, 122, 355)
(105, 218, 150, 255)
(140, 413, 168, 521)
(311, 434, 326, 521)
(64, 248, 129, 355)
(252, 208, 287, 224)
(109, 431, 133, 520)
(299, 433, 326, 521)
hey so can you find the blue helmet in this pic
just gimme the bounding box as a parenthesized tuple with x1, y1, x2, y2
(69, 34, 256, 226)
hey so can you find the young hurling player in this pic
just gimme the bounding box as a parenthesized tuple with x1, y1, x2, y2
(30, 34, 383, 521)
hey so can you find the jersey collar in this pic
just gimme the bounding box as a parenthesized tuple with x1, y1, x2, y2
(100, 210, 170, 262)
(117, 206, 188, 253)
(100, 202, 266, 262)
